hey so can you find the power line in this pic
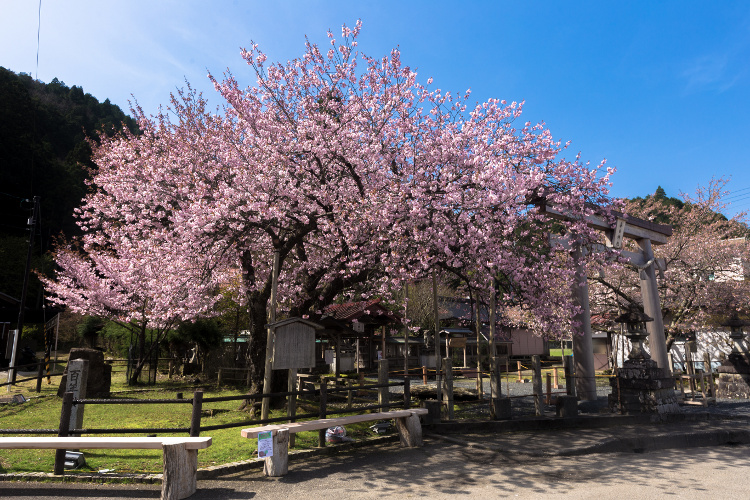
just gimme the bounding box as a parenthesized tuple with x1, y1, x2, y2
(726, 194, 750, 205)
(724, 186, 750, 201)
(36, 0, 42, 81)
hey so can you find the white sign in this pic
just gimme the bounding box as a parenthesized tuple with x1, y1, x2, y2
(257, 431, 273, 458)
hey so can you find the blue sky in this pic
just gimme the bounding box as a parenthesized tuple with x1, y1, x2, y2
(3, 1, 750, 217)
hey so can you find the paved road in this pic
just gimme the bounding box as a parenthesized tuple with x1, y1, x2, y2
(2, 438, 749, 499)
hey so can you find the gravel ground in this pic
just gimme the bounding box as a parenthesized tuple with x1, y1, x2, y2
(385, 375, 750, 418)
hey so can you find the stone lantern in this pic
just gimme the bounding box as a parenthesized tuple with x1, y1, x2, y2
(721, 313, 748, 355)
(614, 305, 654, 361)
(717, 313, 750, 399)
(608, 304, 680, 416)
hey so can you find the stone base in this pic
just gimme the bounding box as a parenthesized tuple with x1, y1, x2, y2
(490, 396, 512, 420)
(420, 400, 441, 425)
(717, 354, 750, 398)
(555, 395, 578, 418)
(609, 358, 681, 417)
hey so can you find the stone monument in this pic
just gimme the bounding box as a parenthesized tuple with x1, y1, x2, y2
(57, 348, 111, 398)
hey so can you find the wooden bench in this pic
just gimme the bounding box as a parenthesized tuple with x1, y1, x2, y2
(0, 436, 212, 500)
(241, 408, 428, 476)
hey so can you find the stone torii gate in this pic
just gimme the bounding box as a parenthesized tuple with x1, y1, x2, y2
(541, 204, 673, 401)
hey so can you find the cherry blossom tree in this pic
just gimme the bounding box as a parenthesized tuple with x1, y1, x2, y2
(40, 229, 223, 384)
(45, 22, 615, 391)
(589, 179, 750, 350)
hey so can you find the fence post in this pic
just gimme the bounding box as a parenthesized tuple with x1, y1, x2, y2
(318, 379, 328, 447)
(517, 360, 523, 382)
(36, 361, 44, 393)
(189, 390, 203, 437)
(532, 355, 543, 416)
(490, 356, 511, 420)
(378, 359, 389, 409)
(703, 352, 715, 398)
(403, 376, 410, 409)
(287, 368, 298, 448)
(346, 378, 353, 410)
(443, 357, 454, 420)
(422, 366, 427, 385)
(54, 391, 74, 475)
(546, 373, 552, 405)
(563, 355, 576, 397)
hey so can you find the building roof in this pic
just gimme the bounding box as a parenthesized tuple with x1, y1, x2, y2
(323, 298, 400, 323)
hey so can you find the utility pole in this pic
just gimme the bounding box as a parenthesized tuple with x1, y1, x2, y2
(12, 196, 40, 380)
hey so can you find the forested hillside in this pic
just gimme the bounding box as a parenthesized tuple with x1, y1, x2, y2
(0, 67, 137, 313)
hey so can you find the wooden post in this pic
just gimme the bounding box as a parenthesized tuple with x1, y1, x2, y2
(422, 366, 427, 385)
(378, 359, 389, 409)
(403, 376, 411, 409)
(381, 326, 386, 361)
(553, 367, 559, 389)
(35, 360, 43, 393)
(490, 355, 511, 420)
(287, 368, 297, 448)
(638, 238, 670, 372)
(355, 337, 360, 374)
(563, 355, 576, 397)
(261, 250, 280, 420)
(346, 378, 353, 410)
(395, 414, 423, 447)
(506, 357, 510, 395)
(264, 429, 289, 477)
(546, 373, 552, 405)
(335, 334, 342, 378)
(490, 356, 502, 399)
(54, 391, 73, 475)
(703, 352, 715, 398)
(443, 357, 454, 420)
(685, 343, 695, 392)
(318, 379, 327, 447)
(532, 355, 543, 416)
(405, 282, 410, 378)
(432, 271, 442, 418)
(474, 298, 483, 399)
(189, 390, 203, 437)
(162, 441, 198, 500)
(517, 361, 523, 382)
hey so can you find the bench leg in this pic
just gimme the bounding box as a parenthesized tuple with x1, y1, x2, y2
(264, 428, 289, 477)
(162, 442, 198, 500)
(395, 414, 423, 447)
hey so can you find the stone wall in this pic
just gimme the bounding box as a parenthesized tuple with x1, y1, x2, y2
(716, 354, 750, 399)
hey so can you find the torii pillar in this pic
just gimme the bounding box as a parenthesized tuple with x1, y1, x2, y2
(571, 244, 597, 401)
(637, 238, 669, 370)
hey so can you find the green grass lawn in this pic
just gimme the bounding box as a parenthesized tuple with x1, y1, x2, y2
(0, 366, 383, 475)
(548, 349, 573, 357)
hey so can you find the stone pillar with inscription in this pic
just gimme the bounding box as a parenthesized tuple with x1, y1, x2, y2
(65, 359, 89, 434)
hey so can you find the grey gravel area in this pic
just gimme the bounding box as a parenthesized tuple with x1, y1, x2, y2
(387, 375, 750, 418)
